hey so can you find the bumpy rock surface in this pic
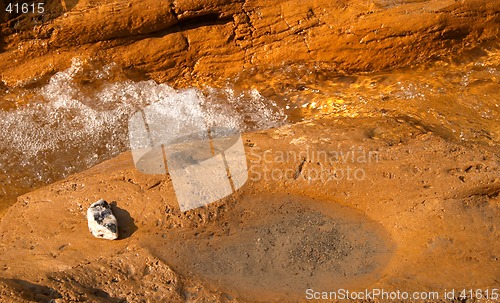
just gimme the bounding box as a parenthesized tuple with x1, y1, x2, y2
(0, 116, 498, 302)
(0, 0, 499, 86)
(87, 199, 118, 240)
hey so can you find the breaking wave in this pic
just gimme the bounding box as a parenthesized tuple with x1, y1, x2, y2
(0, 59, 286, 206)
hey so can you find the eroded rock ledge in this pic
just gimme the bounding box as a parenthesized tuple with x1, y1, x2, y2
(1, 0, 499, 86)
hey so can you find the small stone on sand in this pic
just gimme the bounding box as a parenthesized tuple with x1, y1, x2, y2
(87, 199, 118, 240)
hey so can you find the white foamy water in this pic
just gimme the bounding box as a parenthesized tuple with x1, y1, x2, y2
(0, 59, 286, 208)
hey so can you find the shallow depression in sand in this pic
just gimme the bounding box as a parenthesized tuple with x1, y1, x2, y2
(144, 193, 394, 301)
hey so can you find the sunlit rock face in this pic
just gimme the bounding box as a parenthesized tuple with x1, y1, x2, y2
(0, 0, 498, 86)
(87, 199, 118, 240)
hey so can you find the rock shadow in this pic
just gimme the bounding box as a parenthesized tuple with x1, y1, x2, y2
(0, 278, 62, 302)
(110, 202, 138, 240)
(78, 285, 123, 303)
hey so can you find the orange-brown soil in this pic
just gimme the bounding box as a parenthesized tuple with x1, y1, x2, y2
(0, 0, 499, 302)
(0, 116, 498, 302)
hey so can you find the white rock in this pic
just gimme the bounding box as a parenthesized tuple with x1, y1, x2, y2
(87, 199, 119, 240)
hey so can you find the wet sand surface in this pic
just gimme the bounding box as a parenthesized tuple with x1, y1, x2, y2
(146, 193, 393, 301)
(0, 116, 498, 302)
(0, 0, 499, 301)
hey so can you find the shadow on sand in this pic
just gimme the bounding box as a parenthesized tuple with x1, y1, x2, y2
(110, 202, 138, 240)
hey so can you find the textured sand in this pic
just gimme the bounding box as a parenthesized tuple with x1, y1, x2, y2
(0, 116, 498, 302)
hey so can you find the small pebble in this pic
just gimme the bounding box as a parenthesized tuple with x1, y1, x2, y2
(87, 199, 119, 240)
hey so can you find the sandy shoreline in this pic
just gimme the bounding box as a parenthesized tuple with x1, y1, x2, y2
(1, 0, 499, 301)
(0, 115, 498, 302)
